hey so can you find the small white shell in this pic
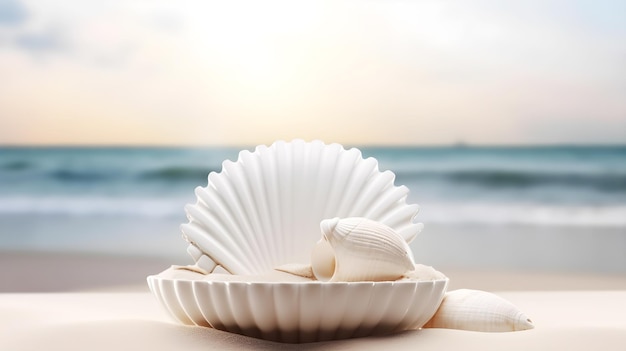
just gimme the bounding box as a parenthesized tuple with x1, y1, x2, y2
(311, 217, 415, 282)
(423, 289, 534, 332)
(274, 263, 315, 279)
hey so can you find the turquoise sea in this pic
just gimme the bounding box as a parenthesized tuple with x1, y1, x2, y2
(1, 145, 625, 273)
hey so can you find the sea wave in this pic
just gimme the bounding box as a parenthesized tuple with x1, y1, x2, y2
(1, 196, 625, 227)
(49, 169, 118, 182)
(0, 160, 31, 170)
(138, 167, 215, 181)
(0, 197, 184, 218)
(1, 167, 215, 183)
(2, 165, 625, 192)
(418, 203, 626, 227)
(394, 169, 626, 191)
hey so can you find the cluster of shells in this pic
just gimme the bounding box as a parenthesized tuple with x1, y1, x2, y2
(149, 140, 534, 340)
(276, 216, 534, 333)
(276, 217, 416, 282)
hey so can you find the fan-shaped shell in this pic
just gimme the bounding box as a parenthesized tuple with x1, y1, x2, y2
(147, 273, 449, 343)
(181, 140, 423, 275)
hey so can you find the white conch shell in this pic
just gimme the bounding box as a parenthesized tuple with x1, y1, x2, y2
(423, 289, 534, 332)
(311, 217, 415, 282)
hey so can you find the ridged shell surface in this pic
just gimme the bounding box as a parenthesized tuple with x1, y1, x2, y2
(313, 217, 415, 282)
(423, 289, 534, 332)
(181, 140, 423, 274)
(147, 274, 448, 343)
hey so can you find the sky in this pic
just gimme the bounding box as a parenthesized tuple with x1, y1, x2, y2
(0, 0, 624, 146)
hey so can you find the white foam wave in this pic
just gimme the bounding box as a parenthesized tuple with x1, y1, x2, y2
(0, 196, 183, 217)
(419, 203, 626, 227)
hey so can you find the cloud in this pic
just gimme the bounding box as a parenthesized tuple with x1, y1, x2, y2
(0, 1, 188, 66)
(0, 0, 624, 145)
(0, 1, 71, 57)
(0, 0, 27, 26)
(148, 11, 184, 33)
(13, 26, 68, 53)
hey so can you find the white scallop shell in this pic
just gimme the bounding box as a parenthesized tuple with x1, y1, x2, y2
(147, 273, 448, 343)
(312, 217, 415, 282)
(423, 289, 534, 332)
(181, 140, 423, 274)
(148, 140, 447, 342)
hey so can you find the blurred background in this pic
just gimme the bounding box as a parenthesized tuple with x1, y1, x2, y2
(0, 0, 625, 291)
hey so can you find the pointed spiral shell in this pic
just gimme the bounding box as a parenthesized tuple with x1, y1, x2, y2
(311, 217, 415, 282)
(423, 289, 534, 332)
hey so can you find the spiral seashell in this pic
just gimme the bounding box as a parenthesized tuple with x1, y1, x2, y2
(423, 289, 534, 332)
(311, 217, 416, 282)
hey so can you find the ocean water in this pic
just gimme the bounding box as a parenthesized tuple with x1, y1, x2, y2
(1, 145, 625, 272)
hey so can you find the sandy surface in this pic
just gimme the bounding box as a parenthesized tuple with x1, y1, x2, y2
(0, 251, 175, 292)
(1, 291, 624, 350)
(2, 251, 626, 292)
(1, 252, 626, 349)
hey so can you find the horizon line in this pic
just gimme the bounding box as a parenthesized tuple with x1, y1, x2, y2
(1, 142, 625, 149)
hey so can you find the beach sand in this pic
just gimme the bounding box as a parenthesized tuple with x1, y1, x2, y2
(1, 252, 625, 350)
(1, 291, 625, 350)
(2, 251, 626, 292)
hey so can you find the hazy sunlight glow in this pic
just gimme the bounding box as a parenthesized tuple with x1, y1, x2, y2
(0, 0, 624, 145)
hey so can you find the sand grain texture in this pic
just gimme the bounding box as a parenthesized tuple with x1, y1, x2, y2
(1, 291, 625, 350)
